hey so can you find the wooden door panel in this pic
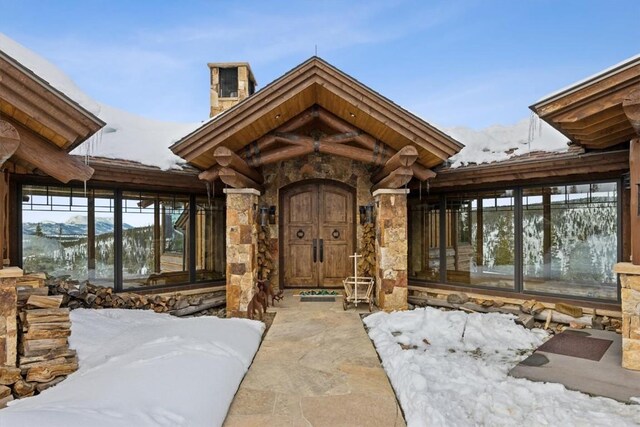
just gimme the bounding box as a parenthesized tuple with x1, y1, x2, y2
(318, 184, 354, 288)
(283, 184, 317, 287)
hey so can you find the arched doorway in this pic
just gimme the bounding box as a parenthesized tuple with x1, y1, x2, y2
(279, 180, 356, 288)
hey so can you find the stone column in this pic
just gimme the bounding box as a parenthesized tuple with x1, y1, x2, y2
(373, 189, 409, 312)
(224, 189, 260, 318)
(614, 263, 640, 370)
(0, 268, 23, 367)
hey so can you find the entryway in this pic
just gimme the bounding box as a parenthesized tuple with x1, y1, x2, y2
(280, 180, 355, 288)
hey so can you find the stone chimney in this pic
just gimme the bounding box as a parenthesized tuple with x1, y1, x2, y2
(208, 63, 256, 117)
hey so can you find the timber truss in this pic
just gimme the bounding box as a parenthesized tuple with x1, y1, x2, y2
(198, 106, 436, 192)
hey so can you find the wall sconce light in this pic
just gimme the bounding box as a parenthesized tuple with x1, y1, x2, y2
(268, 206, 276, 224)
(259, 206, 269, 227)
(359, 204, 375, 225)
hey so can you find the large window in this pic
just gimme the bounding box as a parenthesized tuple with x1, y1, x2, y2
(21, 185, 225, 290)
(408, 180, 620, 302)
(522, 183, 618, 300)
(445, 190, 516, 289)
(409, 197, 441, 281)
(22, 186, 115, 285)
(121, 192, 190, 289)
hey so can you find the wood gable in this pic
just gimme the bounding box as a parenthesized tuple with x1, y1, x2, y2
(171, 57, 463, 190)
(531, 55, 640, 149)
(0, 50, 104, 183)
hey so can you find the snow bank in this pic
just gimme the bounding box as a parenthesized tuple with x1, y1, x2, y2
(0, 309, 264, 427)
(364, 307, 640, 427)
(445, 118, 570, 168)
(0, 33, 202, 170)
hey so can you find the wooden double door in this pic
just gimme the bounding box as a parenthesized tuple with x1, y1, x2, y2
(281, 181, 355, 288)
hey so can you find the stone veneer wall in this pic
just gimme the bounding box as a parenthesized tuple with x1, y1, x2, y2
(614, 262, 640, 370)
(373, 189, 409, 311)
(224, 189, 259, 317)
(260, 153, 374, 290)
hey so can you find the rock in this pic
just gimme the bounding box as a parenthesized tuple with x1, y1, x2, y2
(0, 394, 13, 409)
(0, 385, 10, 399)
(555, 303, 583, 318)
(407, 303, 415, 310)
(602, 316, 611, 326)
(569, 321, 586, 329)
(493, 300, 505, 308)
(592, 317, 605, 330)
(516, 314, 535, 329)
(0, 366, 22, 385)
(480, 299, 495, 308)
(446, 293, 469, 305)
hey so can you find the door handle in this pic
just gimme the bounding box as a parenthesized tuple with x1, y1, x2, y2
(313, 239, 317, 263)
(319, 239, 324, 263)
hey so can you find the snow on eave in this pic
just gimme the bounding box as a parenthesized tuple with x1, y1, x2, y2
(444, 117, 571, 169)
(0, 49, 105, 131)
(532, 53, 640, 108)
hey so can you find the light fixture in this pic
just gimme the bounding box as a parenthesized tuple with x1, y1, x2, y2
(275, 114, 281, 119)
(259, 206, 269, 227)
(349, 112, 356, 118)
(359, 204, 375, 225)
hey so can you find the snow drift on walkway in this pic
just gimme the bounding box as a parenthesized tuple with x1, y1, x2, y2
(364, 307, 640, 427)
(0, 309, 263, 427)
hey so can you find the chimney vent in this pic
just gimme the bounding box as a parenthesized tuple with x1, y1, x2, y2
(208, 62, 257, 117)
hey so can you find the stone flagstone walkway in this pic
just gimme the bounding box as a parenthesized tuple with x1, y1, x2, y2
(223, 291, 406, 427)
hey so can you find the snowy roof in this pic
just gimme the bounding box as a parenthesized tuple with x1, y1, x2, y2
(535, 53, 640, 105)
(0, 33, 204, 171)
(443, 117, 570, 168)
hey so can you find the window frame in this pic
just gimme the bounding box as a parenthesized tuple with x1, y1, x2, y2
(409, 177, 623, 304)
(18, 183, 226, 292)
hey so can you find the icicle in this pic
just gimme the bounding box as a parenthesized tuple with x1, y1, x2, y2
(419, 181, 422, 201)
(205, 181, 212, 209)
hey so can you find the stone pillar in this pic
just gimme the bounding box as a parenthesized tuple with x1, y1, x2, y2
(0, 268, 23, 367)
(224, 189, 260, 318)
(614, 263, 640, 370)
(373, 189, 409, 312)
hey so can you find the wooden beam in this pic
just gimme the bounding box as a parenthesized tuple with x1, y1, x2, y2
(372, 145, 418, 183)
(257, 144, 314, 166)
(277, 106, 319, 132)
(371, 166, 413, 191)
(213, 146, 263, 184)
(218, 167, 264, 192)
(0, 120, 20, 167)
(623, 88, 640, 135)
(318, 141, 387, 165)
(316, 108, 377, 151)
(12, 121, 93, 183)
(411, 164, 437, 181)
(321, 131, 361, 144)
(198, 165, 221, 182)
(272, 132, 314, 146)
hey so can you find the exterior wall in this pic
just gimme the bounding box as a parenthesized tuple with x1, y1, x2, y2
(374, 189, 409, 311)
(260, 153, 373, 289)
(224, 189, 259, 317)
(614, 263, 640, 370)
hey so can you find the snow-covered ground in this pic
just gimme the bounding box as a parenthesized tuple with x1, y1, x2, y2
(0, 309, 263, 427)
(364, 308, 640, 427)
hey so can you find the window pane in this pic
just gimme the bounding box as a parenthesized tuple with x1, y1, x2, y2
(122, 192, 190, 289)
(22, 186, 115, 286)
(522, 183, 618, 300)
(195, 197, 226, 282)
(409, 197, 440, 281)
(445, 190, 515, 289)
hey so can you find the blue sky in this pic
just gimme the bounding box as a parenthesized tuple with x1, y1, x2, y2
(1, 0, 638, 129)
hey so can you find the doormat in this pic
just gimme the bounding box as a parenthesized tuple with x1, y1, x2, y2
(536, 331, 613, 361)
(300, 296, 336, 302)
